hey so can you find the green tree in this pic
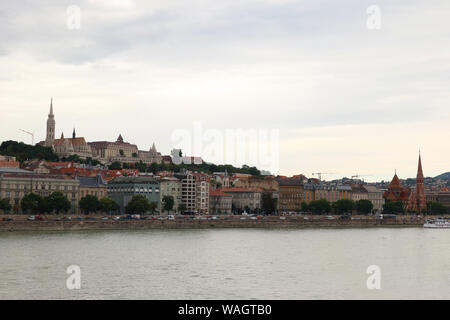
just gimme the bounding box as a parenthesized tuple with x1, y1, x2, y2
(21, 193, 44, 214)
(148, 162, 158, 174)
(47, 192, 71, 214)
(332, 199, 355, 214)
(79, 195, 101, 215)
(125, 195, 150, 214)
(135, 161, 147, 172)
(309, 199, 332, 215)
(178, 203, 187, 214)
(355, 199, 373, 215)
(149, 201, 158, 215)
(383, 200, 404, 214)
(262, 192, 277, 214)
(0, 199, 12, 214)
(426, 201, 448, 215)
(100, 197, 119, 214)
(162, 195, 175, 214)
(301, 201, 310, 212)
(108, 161, 122, 170)
(0, 140, 59, 162)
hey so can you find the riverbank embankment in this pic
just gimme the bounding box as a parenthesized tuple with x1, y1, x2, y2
(0, 214, 430, 232)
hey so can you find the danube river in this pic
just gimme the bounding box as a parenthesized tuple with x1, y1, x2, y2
(1, 228, 449, 299)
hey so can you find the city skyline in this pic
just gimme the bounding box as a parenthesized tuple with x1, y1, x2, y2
(1, 1, 449, 181)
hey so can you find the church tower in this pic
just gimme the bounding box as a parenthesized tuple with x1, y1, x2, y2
(45, 98, 55, 146)
(415, 152, 426, 213)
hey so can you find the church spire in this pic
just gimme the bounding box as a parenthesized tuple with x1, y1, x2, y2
(72, 127, 76, 139)
(49, 98, 54, 116)
(417, 153, 424, 179)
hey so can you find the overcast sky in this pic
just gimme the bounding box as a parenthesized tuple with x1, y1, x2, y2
(1, 0, 449, 181)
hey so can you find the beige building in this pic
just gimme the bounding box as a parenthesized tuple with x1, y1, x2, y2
(193, 172, 210, 215)
(0, 168, 80, 214)
(159, 177, 181, 214)
(233, 175, 279, 191)
(89, 135, 162, 165)
(77, 175, 107, 200)
(220, 187, 263, 213)
(209, 190, 233, 215)
(278, 179, 304, 213)
(364, 185, 385, 213)
(351, 185, 369, 201)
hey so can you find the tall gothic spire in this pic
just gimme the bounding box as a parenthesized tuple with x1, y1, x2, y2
(49, 98, 54, 116)
(417, 153, 424, 179)
(45, 98, 56, 146)
(72, 127, 76, 139)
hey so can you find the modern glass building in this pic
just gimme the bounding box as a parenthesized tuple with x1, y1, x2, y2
(107, 176, 160, 214)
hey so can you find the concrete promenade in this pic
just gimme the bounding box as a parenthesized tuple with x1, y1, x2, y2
(0, 214, 432, 232)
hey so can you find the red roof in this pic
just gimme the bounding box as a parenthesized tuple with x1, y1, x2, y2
(210, 190, 232, 196)
(218, 187, 265, 193)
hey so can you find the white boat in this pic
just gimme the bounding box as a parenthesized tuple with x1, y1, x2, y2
(423, 218, 450, 229)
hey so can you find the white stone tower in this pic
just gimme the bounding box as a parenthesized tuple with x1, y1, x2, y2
(45, 98, 55, 146)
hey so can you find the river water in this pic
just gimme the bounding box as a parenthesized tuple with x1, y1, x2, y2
(0, 227, 449, 299)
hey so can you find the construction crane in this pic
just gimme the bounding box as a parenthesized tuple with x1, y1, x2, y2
(19, 129, 34, 145)
(311, 172, 335, 181)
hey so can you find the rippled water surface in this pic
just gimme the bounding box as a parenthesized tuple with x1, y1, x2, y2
(1, 228, 449, 299)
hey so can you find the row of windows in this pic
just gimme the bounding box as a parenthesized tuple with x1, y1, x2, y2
(1, 183, 77, 191)
(109, 188, 160, 193)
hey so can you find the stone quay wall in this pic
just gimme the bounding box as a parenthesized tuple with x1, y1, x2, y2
(0, 214, 431, 232)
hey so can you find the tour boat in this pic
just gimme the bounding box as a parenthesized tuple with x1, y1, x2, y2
(423, 218, 450, 229)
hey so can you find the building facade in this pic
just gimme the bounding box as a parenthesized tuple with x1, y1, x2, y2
(89, 135, 162, 165)
(219, 187, 263, 213)
(77, 175, 107, 200)
(364, 185, 385, 213)
(107, 176, 160, 214)
(0, 168, 80, 214)
(278, 179, 304, 213)
(209, 190, 233, 215)
(40, 100, 94, 159)
(159, 177, 181, 214)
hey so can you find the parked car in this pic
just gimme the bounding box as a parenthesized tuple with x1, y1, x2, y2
(74, 216, 83, 221)
(27, 216, 36, 221)
(113, 216, 121, 221)
(63, 216, 72, 221)
(326, 216, 336, 220)
(168, 215, 175, 221)
(101, 216, 109, 220)
(339, 215, 351, 220)
(279, 216, 286, 220)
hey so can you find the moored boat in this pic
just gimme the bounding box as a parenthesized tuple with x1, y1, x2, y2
(423, 218, 450, 229)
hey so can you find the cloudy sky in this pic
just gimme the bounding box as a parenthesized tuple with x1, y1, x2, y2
(1, 0, 449, 181)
